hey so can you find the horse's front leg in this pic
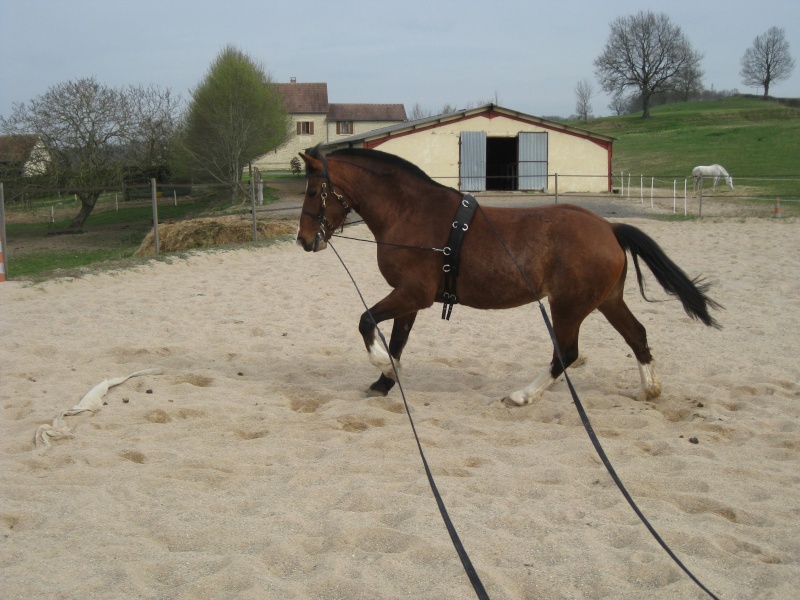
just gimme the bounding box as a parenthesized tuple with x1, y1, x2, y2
(361, 312, 418, 397)
(357, 289, 425, 397)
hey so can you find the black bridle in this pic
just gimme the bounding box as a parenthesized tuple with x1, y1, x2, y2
(301, 154, 352, 243)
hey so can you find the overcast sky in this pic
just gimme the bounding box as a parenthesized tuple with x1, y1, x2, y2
(2, 0, 798, 122)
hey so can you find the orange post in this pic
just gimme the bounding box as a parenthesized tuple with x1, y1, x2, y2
(774, 198, 782, 219)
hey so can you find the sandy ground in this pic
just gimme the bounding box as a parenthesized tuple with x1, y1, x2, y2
(1, 211, 798, 599)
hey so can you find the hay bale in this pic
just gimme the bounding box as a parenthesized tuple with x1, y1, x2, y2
(134, 217, 297, 256)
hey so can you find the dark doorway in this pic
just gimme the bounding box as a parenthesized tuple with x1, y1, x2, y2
(486, 137, 518, 191)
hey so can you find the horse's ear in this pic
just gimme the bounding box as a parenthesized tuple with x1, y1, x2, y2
(299, 152, 322, 173)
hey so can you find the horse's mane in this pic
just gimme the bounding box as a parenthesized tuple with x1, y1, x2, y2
(305, 144, 447, 189)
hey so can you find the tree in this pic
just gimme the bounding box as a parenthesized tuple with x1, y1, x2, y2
(672, 49, 705, 101)
(740, 27, 795, 97)
(126, 85, 183, 185)
(594, 11, 701, 118)
(408, 102, 430, 120)
(180, 46, 291, 200)
(1, 77, 180, 229)
(574, 79, 594, 121)
(608, 91, 630, 116)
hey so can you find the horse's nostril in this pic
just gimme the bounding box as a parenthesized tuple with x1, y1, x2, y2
(296, 236, 312, 252)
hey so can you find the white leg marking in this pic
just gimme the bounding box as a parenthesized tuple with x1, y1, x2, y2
(368, 330, 400, 380)
(505, 368, 556, 406)
(637, 360, 662, 401)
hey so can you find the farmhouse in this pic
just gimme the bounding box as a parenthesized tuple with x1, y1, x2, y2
(0, 134, 49, 178)
(253, 79, 407, 171)
(322, 104, 615, 193)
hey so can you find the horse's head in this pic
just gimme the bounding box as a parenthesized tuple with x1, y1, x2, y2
(296, 150, 352, 252)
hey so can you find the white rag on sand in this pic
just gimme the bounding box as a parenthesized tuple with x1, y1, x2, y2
(34, 368, 164, 450)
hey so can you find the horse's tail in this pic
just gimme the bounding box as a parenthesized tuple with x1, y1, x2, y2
(612, 224, 722, 328)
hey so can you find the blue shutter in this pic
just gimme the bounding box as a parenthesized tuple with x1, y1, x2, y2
(460, 131, 486, 191)
(518, 132, 548, 191)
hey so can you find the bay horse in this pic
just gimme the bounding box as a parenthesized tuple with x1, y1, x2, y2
(692, 164, 733, 192)
(297, 147, 721, 405)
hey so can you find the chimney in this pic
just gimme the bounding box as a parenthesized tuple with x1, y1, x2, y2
(290, 77, 297, 84)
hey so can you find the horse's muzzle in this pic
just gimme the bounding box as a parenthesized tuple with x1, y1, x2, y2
(296, 234, 328, 252)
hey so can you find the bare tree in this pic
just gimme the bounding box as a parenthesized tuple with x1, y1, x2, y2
(574, 79, 594, 121)
(673, 49, 705, 101)
(1, 78, 182, 228)
(408, 102, 431, 120)
(594, 11, 701, 118)
(608, 91, 630, 116)
(740, 27, 795, 97)
(127, 85, 183, 182)
(3, 78, 130, 228)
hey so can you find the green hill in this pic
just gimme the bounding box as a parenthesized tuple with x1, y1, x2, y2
(575, 96, 800, 200)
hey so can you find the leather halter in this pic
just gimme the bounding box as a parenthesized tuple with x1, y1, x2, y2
(302, 154, 351, 242)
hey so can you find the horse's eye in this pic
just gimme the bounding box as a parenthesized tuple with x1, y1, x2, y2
(307, 189, 317, 198)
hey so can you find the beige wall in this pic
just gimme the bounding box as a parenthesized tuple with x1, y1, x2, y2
(252, 114, 328, 171)
(366, 114, 610, 193)
(253, 116, 404, 172)
(325, 120, 398, 140)
(23, 140, 50, 176)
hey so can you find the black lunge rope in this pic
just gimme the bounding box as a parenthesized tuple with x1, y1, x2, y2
(474, 203, 720, 600)
(328, 240, 490, 600)
(323, 203, 720, 600)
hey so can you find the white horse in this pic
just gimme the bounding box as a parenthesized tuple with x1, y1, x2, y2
(692, 164, 733, 192)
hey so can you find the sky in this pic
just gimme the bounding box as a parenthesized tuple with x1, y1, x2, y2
(1, 0, 798, 122)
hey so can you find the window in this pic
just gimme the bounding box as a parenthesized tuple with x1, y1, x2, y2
(336, 121, 354, 135)
(297, 121, 314, 135)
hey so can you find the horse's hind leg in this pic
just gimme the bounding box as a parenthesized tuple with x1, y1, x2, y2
(597, 292, 662, 401)
(505, 304, 583, 406)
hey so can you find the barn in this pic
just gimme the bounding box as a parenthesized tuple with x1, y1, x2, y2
(322, 104, 615, 193)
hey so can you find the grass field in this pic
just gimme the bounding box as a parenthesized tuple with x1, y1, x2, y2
(3, 181, 291, 279)
(578, 96, 800, 199)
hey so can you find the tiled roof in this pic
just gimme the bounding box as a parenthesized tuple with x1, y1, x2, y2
(323, 104, 617, 149)
(0, 134, 39, 164)
(274, 82, 329, 113)
(327, 103, 407, 121)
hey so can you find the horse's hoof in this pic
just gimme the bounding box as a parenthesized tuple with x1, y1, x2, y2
(366, 374, 395, 398)
(502, 395, 526, 407)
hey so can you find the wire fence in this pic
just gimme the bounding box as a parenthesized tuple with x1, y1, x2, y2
(1, 172, 796, 279)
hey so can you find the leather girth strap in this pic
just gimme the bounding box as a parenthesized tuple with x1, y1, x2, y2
(441, 194, 478, 320)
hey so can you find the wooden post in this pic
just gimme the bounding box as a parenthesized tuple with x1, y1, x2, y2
(554, 173, 558, 204)
(698, 186, 703, 217)
(650, 177, 654, 209)
(151, 179, 160, 256)
(673, 179, 676, 213)
(250, 176, 257, 242)
(684, 179, 688, 215)
(0, 183, 7, 282)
